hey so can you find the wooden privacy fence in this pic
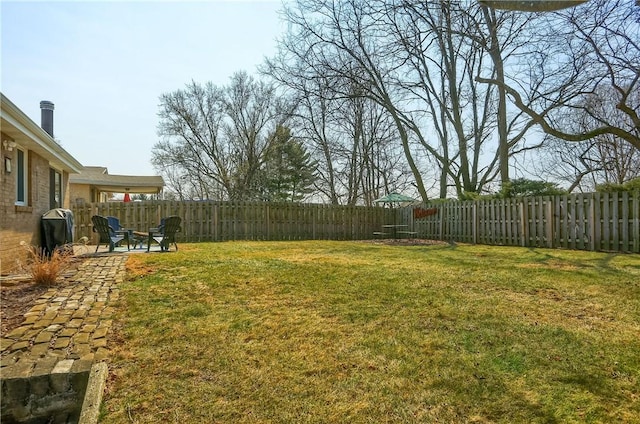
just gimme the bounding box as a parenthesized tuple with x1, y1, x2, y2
(72, 192, 639, 252)
(72, 200, 394, 243)
(403, 191, 640, 253)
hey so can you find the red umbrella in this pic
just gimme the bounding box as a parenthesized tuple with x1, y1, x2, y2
(123, 193, 131, 202)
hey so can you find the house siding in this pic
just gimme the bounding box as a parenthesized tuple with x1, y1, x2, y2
(69, 182, 92, 204)
(0, 139, 70, 274)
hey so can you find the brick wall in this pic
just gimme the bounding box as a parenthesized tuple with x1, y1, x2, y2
(0, 138, 71, 274)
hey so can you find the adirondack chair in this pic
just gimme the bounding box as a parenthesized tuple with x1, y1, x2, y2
(147, 216, 181, 252)
(91, 215, 129, 252)
(107, 216, 123, 232)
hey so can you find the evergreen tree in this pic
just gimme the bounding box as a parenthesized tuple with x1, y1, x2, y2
(262, 126, 317, 202)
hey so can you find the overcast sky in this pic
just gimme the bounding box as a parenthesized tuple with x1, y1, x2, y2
(1, 0, 285, 177)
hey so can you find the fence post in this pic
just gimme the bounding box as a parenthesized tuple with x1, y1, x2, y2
(519, 199, 527, 247)
(439, 204, 444, 241)
(633, 190, 639, 253)
(545, 197, 553, 248)
(594, 192, 601, 251)
(535, 197, 543, 247)
(602, 192, 610, 251)
(588, 194, 596, 251)
(612, 191, 620, 252)
(472, 202, 477, 244)
(620, 192, 628, 252)
(553, 196, 561, 248)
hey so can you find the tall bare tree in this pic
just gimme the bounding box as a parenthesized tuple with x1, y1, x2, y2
(264, 9, 414, 205)
(390, 2, 538, 197)
(268, 0, 541, 200)
(477, 0, 640, 151)
(268, 0, 434, 201)
(153, 72, 293, 200)
(535, 87, 640, 192)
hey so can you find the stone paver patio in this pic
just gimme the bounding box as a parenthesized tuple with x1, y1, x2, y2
(1, 253, 127, 371)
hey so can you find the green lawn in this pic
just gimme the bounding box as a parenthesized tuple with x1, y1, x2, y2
(101, 241, 640, 423)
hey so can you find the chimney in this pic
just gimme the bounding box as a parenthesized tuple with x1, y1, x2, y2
(40, 100, 54, 137)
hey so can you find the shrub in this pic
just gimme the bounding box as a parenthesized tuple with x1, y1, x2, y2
(21, 243, 73, 286)
(596, 177, 640, 193)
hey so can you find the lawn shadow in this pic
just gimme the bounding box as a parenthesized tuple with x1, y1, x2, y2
(524, 247, 632, 275)
(428, 372, 559, 423)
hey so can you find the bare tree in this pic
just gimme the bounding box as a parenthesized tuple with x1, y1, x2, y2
(265, 0, 637, 201)
(268, 0, 434, 201)
(333, 91, 412, 206)
(477, 0, 640, 151)
(264, 8, 414, 205)
(267, 0, 543, 200)
(390, 2, 539, 198)
(535, 87, 640, 192)
(153, 72, 293, 200)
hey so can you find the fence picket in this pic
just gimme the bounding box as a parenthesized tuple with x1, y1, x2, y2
(602, 192, 610, 251)
(633, 191, 640, 253)
(612, 191, 620, 251)
(519, 200, 526, 247)
(621, 192, 629, 252)
(536, 197, 544, 247)
(577, 194, 586, 250)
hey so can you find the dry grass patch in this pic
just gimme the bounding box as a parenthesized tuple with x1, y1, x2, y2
(102, 241, 640, 423)
(124, 255, 156, 278)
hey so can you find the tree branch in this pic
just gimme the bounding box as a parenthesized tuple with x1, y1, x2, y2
(476, 76, 640, 150)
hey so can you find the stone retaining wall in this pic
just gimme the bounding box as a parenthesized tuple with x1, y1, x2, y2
(1, 358, 91, 423)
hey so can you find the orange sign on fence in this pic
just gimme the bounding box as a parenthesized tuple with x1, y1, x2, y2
(413, 207, 438, 219)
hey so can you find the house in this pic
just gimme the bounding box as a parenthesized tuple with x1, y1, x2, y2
(69, 166, 164, 204)
(1, 94, 83, 274)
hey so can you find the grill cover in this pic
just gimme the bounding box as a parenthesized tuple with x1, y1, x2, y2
(41, 208, 74, 255)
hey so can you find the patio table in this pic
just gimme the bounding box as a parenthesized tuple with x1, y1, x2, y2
(131, 231, 148, 249)
(382, 224, 408, 239)
(114, 229, 149, 250)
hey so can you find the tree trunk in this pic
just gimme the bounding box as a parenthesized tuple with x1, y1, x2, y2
(482, 6, 511, 194)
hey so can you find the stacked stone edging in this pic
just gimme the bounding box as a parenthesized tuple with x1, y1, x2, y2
(1, 359, 91, 422)
(1, 254, 127, 423)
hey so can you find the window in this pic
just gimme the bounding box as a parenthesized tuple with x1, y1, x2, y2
(15, 148, 27, 206)
(50, 168, 62, 209)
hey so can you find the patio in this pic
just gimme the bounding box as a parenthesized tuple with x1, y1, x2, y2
(0, 252, 127, 422)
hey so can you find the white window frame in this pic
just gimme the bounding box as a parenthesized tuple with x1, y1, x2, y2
(15, 147, 28, 206)
(50, 167, 63, 209)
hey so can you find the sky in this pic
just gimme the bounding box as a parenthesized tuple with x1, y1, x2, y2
(1, 0, 285, 177)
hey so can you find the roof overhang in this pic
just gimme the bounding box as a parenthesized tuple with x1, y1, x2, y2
(1, 93, 83, 173)
(90, 184, 163, 194)
(70, 173, 164, 194)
